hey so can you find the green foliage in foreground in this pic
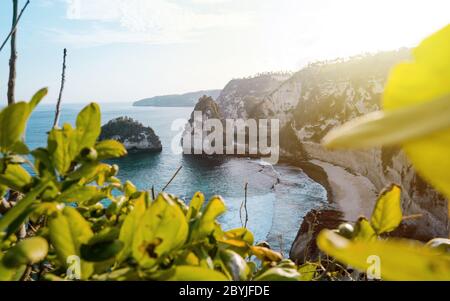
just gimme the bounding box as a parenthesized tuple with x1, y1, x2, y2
(0, 92, 306, 281)
(320, 24, 450, 280)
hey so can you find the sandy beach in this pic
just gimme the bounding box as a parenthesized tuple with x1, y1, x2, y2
(311, 159, 378, 222)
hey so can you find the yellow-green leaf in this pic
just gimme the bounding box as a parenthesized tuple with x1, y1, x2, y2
(190, 196, 226, 241)
(353, 217, 377, 242)
(370, 185, 402, 234)
(0, 102, 30, 152)
(2, 237, 48, 268)
(95, 140, 127, 160)
(76, 103, 101, 150)
(253, 267, 300, 281)
(48, 206, 94, 280)
(166, 266, 228, 281)
(317, 229, 450, 281)
(132, 193, 188, 268)
(186, 192, 205, 221)
(0, 164, 32, 192)
(117, 194, 146, 263)
(219, 249, 250, 281)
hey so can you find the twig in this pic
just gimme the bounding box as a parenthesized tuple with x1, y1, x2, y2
(162, 166, 182, 192)
(53, 48, 67, 128)
(240, 182, 249, 228)
(0, 0, 30, 53)
(7, 0, 21, 105)
(151, 185, 156, 200)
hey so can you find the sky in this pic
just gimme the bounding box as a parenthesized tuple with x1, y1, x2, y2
(0, 0, 448, 104)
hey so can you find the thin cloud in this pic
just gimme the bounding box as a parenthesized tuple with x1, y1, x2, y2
(54, 0, 253, 46)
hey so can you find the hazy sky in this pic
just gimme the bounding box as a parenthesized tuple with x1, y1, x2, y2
(0, 0, 448, 104)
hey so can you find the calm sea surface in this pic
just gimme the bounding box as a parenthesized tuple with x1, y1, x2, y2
(26, 103, 327, 254)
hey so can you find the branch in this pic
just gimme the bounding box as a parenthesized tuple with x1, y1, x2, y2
(162, 166, 183, 192)
(7, 0, 21, 105)
(53, 48, 67, 128)
(0, 0, 30, 53)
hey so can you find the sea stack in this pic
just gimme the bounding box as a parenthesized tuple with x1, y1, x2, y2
(100, 117, 162, 152)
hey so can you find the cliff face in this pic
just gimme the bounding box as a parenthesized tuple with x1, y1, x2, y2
(216, 49, 448, 239)
(100, 117, 162, 152)
(217, 73, 292, 119)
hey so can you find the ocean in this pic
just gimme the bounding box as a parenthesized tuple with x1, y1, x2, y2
(26, 103, 327, 255)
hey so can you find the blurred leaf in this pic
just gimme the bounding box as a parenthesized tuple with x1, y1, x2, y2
(253, 267, 300, 281)
(0, 102, 30, 153)
(0, 164, 32, 192)
(49, 206, 94, 280)
(76, 103, 101, 150)
(353, 217, 377, 242)
(426, 238, 450, 254)
(0, 259, 26, 281)
(322, 95, 450, 149)
(317, 229, 450, 281)
(166, 266, 228, 281)
(250, 246, 283, 262)
(132, 193, 188, 268)
(298, 263, 317, 281)
(117, 195, 146, 263)
(370, 185, 402, 234)
(57, 185, 104, 205)
(2, 237, 48, 268)
(81, 240, 124, 263)
(219, 249, 250, 281)
(95, 140, 127, 160)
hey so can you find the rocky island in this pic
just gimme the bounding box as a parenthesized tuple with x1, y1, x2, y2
(100, 117, 162, 152)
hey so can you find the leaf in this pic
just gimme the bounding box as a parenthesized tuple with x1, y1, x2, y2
(76, 103, 101, 150)
(0, 164, 32, 192)
(166, 266, 228, 281)
(0, 259, 26, 281)
(29, 88, 48, 111)
(80, 240, 124, 263)
(117, 195, 146, 263)
(0, 102, 30, 153)
(353, 217, 377, 242)
(57, 185, 104, 205)
(317, 229, 450, 281)
(2, 237, 48, 268)
(322, 95, 450, 149)
(0, 182, 48, 233)
(218, 249, 250, 281)
(186, 192, 205, 220)
(253, 267, 300, 281)
(426, 238, 450, 254)
(370, 185, 402, 234)
(95, 140, 127, 160)
(250, 246, 283, 262)
(48, 124, 78, 175)
(298, 263, 317, 281)
(190, 196, 226, 241)
(48, 206, 94, 280)
(132, 193, 188, 268)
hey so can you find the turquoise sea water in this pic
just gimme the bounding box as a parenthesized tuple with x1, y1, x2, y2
(26, 103, 327, 254)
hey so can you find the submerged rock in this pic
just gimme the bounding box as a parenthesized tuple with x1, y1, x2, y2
(100, 117, 162, 152)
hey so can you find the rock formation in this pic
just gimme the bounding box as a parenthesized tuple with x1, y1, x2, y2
(100, 117, 162, 152)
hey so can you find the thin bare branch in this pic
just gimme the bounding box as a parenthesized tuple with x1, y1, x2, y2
(162, 166, 183, 192)
(53, 48, 67, 128)
(0, 0, 30, 53)
(7, 0, 22, 105)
